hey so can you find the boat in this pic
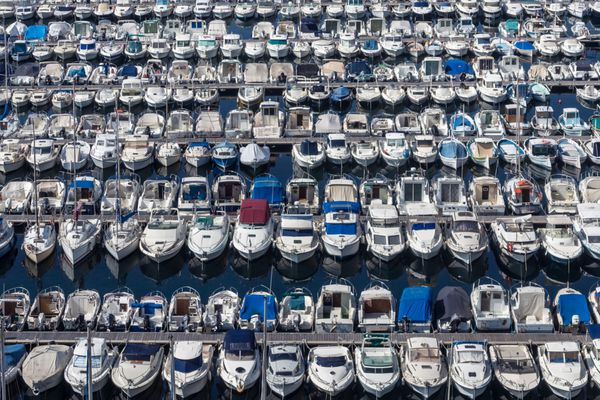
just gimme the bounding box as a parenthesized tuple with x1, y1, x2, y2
(544, 174, 580, 214)
(266, 344, 305, 398)
(477, 73, 507, 104)
(539, 216, 583, 264)
(130, 291, 167, 332)
(531, 106, 560, 136)
(27, 287, 65, 331)
(577, 85, 600, 103)
(292, 140, 325, 169)
(26, 139, 59, 172)
(467, 176, 505, 215)
(351, 140, 379, 167)
(253, 101, 284, 139)
(64, 338, 116, 396)
(96, 288, 135, 332)
(275, 207, 319, 263)
(101, 175, 141, 216)
(491, 217, 540, 263)
(321, 200, 361, 259)
(0, 287, 29, 331)
(21, 344, 72, 396)
(307, 345, 355, 396)
(585, 138, 600, 165)
(163, 341, 214, 398)
(489, 344, 540, 399)
(450, 342, 492, 398)
(354, 334, 401, 397)
(401, 337, 448, 398)
(497, 138, 525, 165)
(137, 175, 179, 215)
(574, 203, 600, 261)
(239, 288, 278, 332)
(111, 344, 164, 398)
(538, 342, 588, 399)
(579, 175, 600, 203)
(439, 138, 468, 170)
(212, 141, 238, 170)
(156, 142, 181, 167)
(315, 279, 357, 333)
(504, 175, 542, 215)
(508, 282, 553, 333)
(357, 282, 396, 332)
(467, 137, 498, 170)
(410, 135, 437, 165)
(278, 287, 314, 332)
(524, 137, 557, 170)
(240, 142, 270, 171)
(121, 135, 154, 171)
(0, 181, 33, 214)
(187, 212, 229, 263)
(60, 140, 90, 171)
(475, 110, 506, 138)
(397, 286, 432, 333)
(104, 216, 141, 262)
(450, 112, 477, 137)
(212, 173, 246, 211)
(434, 287, 472, 332)
(139, 210, 186, 263)
(469, 277, 511, 331)
(166, 286, 203, 333)
(559, 107, 589, 136)
(286, 177, 319, 214)
(177, 177, 210, 215)
(232, 199, 274, 260)
(0, 139, 27, 173)
(184, 141, 211, 168)
(62, 289, 101, 331)
(23, 220, 56, 263)
(446, 211, 488, 264)
(379, 132, 410, 167)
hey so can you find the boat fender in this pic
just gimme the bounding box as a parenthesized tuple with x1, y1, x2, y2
(507, 242, 513, 252)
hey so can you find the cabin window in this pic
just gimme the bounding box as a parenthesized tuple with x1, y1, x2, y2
(481, 185, 490, 201)
(456, 350, 484, 363)
(374, 235, 386, 245)
(388, 235, 401, 245)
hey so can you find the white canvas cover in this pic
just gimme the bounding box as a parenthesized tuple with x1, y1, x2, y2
(22, 344, 72, 392)
(513, 288, 545, 321)
(240, 143, 270, 164)
(244, 63, 269, 83)
(328, 184, 356, 202)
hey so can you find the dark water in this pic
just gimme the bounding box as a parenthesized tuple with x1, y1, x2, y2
(3, 9, 600, 400)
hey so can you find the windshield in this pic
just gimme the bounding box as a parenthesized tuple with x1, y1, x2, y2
(410, 347, 439, 362)
(73, 355, 102, 368)
(453, 220, 478, 233)
(456, 350, 484, 363)
(549, 351, 579, 363)
(225, 350, 255, 361)
(316, 356, 346, 367)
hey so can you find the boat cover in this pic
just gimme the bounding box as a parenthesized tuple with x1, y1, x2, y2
(224, 329, 256, 351)
(398, 286, 432, 323)
(25, 25, 48, 41)
(557, 293, 590, 324)
(434, 287, 472, 325)
(251, 176, 284, 205)
(119, 64, 139, 77)
(6, 22, 27, 38)
(182, 184, 207, 201)
(69, 180, 94, 189)
(451, 114, 474, 129)
(445, 59, 474, 77)
(22, 345, 71, 387)
(239, 199, 270, 224)
(331, 86, 352, 101)
(131, 302, 162, 315)
(589, 324, 600, 339)
(188, 141, 210, 149)
(240, 143, 269, 165)
(3, 344, 26, 369)
(514, 40, 534, 51)
(48, 22, 71, 39)
(239, 294, 277, 322)
(122, 344, 161, 361)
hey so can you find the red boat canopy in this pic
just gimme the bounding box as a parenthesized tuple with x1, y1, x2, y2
(239, 199, 270, 225)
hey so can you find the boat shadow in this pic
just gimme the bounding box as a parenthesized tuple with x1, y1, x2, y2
(229, 248, 273, 280)
(364, 253, 405, 281)
(322, 251, 362, 278)
(274, 252, 320, 282)
(446, 252, 489, 284)
(138, 250, 186, 284)
(188, 249, 229, 282)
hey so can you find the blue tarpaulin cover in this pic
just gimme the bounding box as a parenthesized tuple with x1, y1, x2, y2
(3, 344, 26, 369)
(331, 86, 352, 101)
(557, 293, 590, 324)
(240, 294, 277, 321)
(445, 59, 474, 76)
(69, 180, 94, 189)
(224, 329, 256, 351)
(132, 302, 162, 316)
(119, 64, 139, 77)
(514, 41, 534, 51)
(322, 201, 360, 214)
(188, 141, 210, 148)
(251, 176, 284, 205)
(588, 324, 600, 339)
(398, 286, 432, 323)
(451, 115, 474, 129)
(25, 25, 48, 41)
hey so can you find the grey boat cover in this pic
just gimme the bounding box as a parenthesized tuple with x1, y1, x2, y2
(22, 344, 73, 393)
(240, 143, 270, 165)
(434, 286, 472, 325)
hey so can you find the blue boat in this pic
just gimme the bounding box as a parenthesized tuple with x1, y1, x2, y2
(212, 141, 238, 170)
(250, 174, 285, 210)
(346, 60, 373, 82)
(239, 289, 278, 331)
(497, 138, 525, 165)
(439, 137, 468, 169)
(506, 82, 532, 107)
(117, 64, 141, 81)
(3, 344, 26, 384)
(449, 112, 476, 136)
(398, 286, 432, 333)
(555, 289, 590, 332)
(300, 18, 320, 38)
(25, 25, 48, 41)
(330, 86, 353, 109)
(513, 40, 535, 57)
(10, 40, 33, 62)
(444, 59, 475, 81)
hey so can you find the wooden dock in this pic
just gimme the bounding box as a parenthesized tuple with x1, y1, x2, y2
(3, 330, 592, 346)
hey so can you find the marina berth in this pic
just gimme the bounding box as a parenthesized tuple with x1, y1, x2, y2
(64, 338, 116, 396)
(217, 329, 261, 393)
(21, 344, 72, 396)
(401, 337, 448, 398)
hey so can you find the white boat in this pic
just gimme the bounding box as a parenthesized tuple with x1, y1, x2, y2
(62, 289, 101, 331)
(139, 210, 186, 263)
(0, 287, 29, 332)
(0, 139, 27, 173)
(137, 175, 179, 216)
(559, 107, 589, 136)
(240, 142, 270, 170)
(59, 218, 101, 265)
(166, 287, 203, 333)
(585, 138, 600, 165)
(64, 338, 116, 396)
(286, 177, 320, 214)
(275, 208, 319, 263)
(510, 283, 554, 333)
(450, 342, 492, 399)
(156, 142, 181, 167)
(544, 174, 580, 214)
(225, 108, 253, 139)
(504, 175, 542, 215)
(27, 287, 65, 331)
(163, 341, 214, 397)
(574, 203, 600, 260)
(446, 211, 488, 264)
(101, 176, 141, 215)
(187, 212, 229, 262)
(307, 346, 354, 396)
(119, 78, 144, 107)
(475, 110, 506, 138)
(121, 135, 154, 171)
(104, 218, 142, 261)
(23, 222, 56, 263)
(212, 173, 246, 211)
(401, 337, 448, 398)
(266, 344, 305, 398)
(579, 175, 600, 203)
(558, 138, 586, 169)
(60, 140, 90, 171)
(130, 292, 167, 332)
(111, 344, 164, 397)
(21, 344, 72, 396)
(477, 73, 507, 103)
(26, 139, 59, 172)
(218, 329, 261, 393)
(278, 287, 314, 332)
(468, 176, 505, 215)
(203, 288, 240, 332)
(538, 342, 588, 399)
(96, 288, 135, 332)
(407, 218, 443, 260)
(315, 280, 357, 333)
(467, 137, 497, 170)
(470, 277, 511, 331)
(0, 181, 33, 214)
(491, 217, 540, 263)
(539, 216, 583, 264)
(350, 140, 379, 167)
(365, 204, 405, 261)
(357, 281, 396, 332)
(184, 141, 211, 168)
(410, 135, 437, 165)
(489, 344, 540, 399)
(292, 140, 325, 169)
(178, 177, 211, 215)
(432, 175, 468, 216)
(321, 200, 361, 259)
(355, 335, 401, 397)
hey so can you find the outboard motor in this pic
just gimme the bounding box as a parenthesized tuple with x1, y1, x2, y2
(143, 315, 151, 331)
(215, 309, 223, 330)
(429, 125, 439, 137)
(41, 197, 50, 214)
(37, 312, 46, 331)
(400, 316, 410, 333)
(107, 312, 116, 331)
(292, 313, 301, 332)
(76, 314, 85, 331)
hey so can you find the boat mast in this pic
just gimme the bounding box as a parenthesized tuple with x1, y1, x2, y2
(115, 97, 121, 237)
(169, 335, 175, 400)
(86, 324, 93, 400)
(260, 294, 268, 400)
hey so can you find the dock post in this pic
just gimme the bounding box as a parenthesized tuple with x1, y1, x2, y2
(261, 295, 267, 400)
(0, 316, 5, 400)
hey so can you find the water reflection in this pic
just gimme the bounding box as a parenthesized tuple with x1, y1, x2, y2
(446, 254, 489, 284)
(188, 251, 229, 282)
(105, 253, 139, 284)
(322, 252, 362, 278)
(230, 249, 273, 280)
(139, 251, 186, 284)
(364, 254, 405, 281)
(407, 255, 445, 285)
(60, 251, 100, 285)
(275, 254, 319, 282)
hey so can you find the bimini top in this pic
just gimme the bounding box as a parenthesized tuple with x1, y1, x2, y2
(251, 175, 284, 205)
(224, 329, 256, 352)
(434, 286, 472, 324)
(398, 286, 432, 324)
(557, 293, 590, 325)
(3, 344, 26, 369)
(445, 59, 474, 77)
(239, 293, 277, 322)
(239, 198, 270, 225)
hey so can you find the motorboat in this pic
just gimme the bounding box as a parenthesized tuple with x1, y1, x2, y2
(130, 292, 167, 332)
(212, 173, 246, 211)
(292, 140, 325, 169)
(232, 199, 274, 260)
(23, 221, 56, 263)
(544, 174, 580, 214)
(64, 338, 116, 395)
(111, 344, 164, 398)
(0, 181, 33, 214)
(497, 138, 525, 165)
(275, 208, 319, 263)
(475, 110, 506, 138)
(139, 210, 186, 263)
(539, 216, 583, 264)
(559, 107, 589, 136)
(469, 277, 511, 331)
(379, 132, 410, 167)
(265, 345, 305, 398)
(58, 218, 101, 265)
(0, 287, 29, 332)
(574, 203, 600, 261)
(450, 112, 477, 137)
(278, 288, 314, 332)
(104, 217, 142, 262)
(585, 138, 600, 165)
(431, 175, 468, 216)
(137, 175, 179, 215)
(489, 344, 540, 399)
(218, 329, 261, 393)
(450, 342, 492, 399)
(21, 344, 72, 396)
(538, 342, 588, 399)
(354, 335, 401, 397)
(577, 85, 600, 103)
(96, 288, 135, 332)
(101, 175, 141, 215)
(321, 200, 361, 258)
(401, 337, 448, 398)
(253, 101, 284, 139)
(62, 289, 101, 331)
(351, 140, 379, 167)
(121, 135, 154, 171)
(397, 286, 432, 333)
(364, 204, 405, 261)
(445, 211, 488, 264)
(531, 106, 560, 136)
(410, 135, 437, 165)
(467, 176, 505, 215)
(325, 133, 351, 165)
(187, 212, 229, 262)
(525, 137, 557, 170)
(307, 346, 355, 396)
(434, 287, 472, 332)
(60, 140, 90, 171)
(357, 282, 396, 332)
(177, 177, 211, 215)
(156, 142, 181, 167)
(163, 341, 213, 398)
(0, 139, 27, 173)
(26, 139, 60, 172)
(286, 177, 320, 214)
(491, 217, 540, 263)
(477, 73, 507, 104)
(27, 287, 65, 331)
(505, 175, 542, 215)
(167, 287, 203, 332)
(184, 141, 211, 168)
(580, 175, 600, 203)
(554, 287, 590, 333)
(203, 288, 240, 332)
(225, 109, 252, 139)
(239, 288, 278, 332)
(510, 283, 553, 333)
(315, 280, 356, 333)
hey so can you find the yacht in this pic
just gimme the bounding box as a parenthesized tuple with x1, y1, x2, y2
(64, 338, 116, 396)
(450, 342, 492, 399)
(137, 175, 179, 215)
(275, 208, 319, 263)
(111, 344, 164, 398)
(539, 218, 583, 264)
(307, 346, 355, 397)
(278, 288, 314, 332)
(167, 287, 203, 332)
(365, 204, 406, 261)
(130, 292, 167, 332)
(62, 289, 101, 331)
(163, 341, 213, 397)
(401, 337, 448, 398)
(489, 344, 540, 399)
(321, 201, 361, 258)
(315, 280, 357, 333)
(355, 335, 401, 397)
(58, 218, 101, 265)
(538, 342, 588, 399)
(203, 288, 240, 332)
(232, 199, 274, 260)
(21, 344, 72, 396)
(188, 212, 229, 262)
(491, 217, 540, 263)
(357, 282, 396, 332)
(266, 345, 305, 398)
(139, 210, 187, 263)
(217, 330, 261, 392)
(446, 211, 488, 264)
